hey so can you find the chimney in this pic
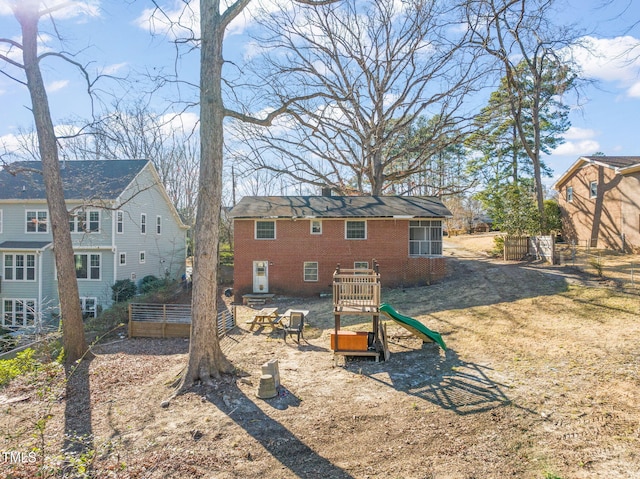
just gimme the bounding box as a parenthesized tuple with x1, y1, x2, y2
(321, 186, 333, 197)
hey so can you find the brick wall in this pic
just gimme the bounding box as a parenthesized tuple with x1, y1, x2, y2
(558, 164, 640, 252)
(233, 218, 447, 300)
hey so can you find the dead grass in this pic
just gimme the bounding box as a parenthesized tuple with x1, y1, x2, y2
(1, 235, 639, 479)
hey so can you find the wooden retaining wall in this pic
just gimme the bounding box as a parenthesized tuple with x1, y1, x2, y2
(128, 303, 235, 339)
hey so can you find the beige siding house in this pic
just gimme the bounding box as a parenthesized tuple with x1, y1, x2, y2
(554, 156, 640, 252)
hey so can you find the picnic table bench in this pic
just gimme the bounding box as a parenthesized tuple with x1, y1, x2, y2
(248, 307, 280, 331)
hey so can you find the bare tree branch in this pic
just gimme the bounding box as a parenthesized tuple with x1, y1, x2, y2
(232, 0, 485, 194)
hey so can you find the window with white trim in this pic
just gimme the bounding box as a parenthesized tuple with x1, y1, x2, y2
(141, 213, 147, 234)
(354, 261, 369, 270)
(80, 297, 97, 320)
(2, 299, 36, 328)
(303, 261, 318, 282)
(255, 220, 275, 239)
(566, 186, 573, 203)
(310, 220, 322, 235)
(119, 253, 126, 265)
(345, 220, 366, 239)
(139, 251, 146, 264)
(156, 215, 162, 234)
(4, 254, 36, 281)
(69, 210, 100, 233)
(74, 253, 101, 280)
(26, 210, 48, 233)
(409, 220, 443, 256)
(117, 210, 124, 234)
(589, 181, 598, 199)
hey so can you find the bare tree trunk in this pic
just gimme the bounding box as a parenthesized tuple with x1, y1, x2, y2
(177, 0, 235, 390)
(16, 4, 89, 363)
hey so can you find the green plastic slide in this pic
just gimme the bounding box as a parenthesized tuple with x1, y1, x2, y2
(380, 303, 447, 351)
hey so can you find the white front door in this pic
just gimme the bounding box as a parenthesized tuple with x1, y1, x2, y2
(253, 261, 269, 293)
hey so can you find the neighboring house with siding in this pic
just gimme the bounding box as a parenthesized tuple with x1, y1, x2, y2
(229, 195, 451, 300)
(554, 155, 640, 252)
(0, 159, 188, 329)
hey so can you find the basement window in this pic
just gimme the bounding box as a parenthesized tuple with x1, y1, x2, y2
(304, 262, 318, 282)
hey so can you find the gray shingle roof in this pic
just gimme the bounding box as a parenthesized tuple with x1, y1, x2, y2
(0, 159, 149, 200)
(229, 196, 452, 219)
(583, 156, 640, 169)
(0, 241, 52, 250)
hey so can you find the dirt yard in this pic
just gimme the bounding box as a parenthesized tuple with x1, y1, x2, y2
(2, 235, 639, 479)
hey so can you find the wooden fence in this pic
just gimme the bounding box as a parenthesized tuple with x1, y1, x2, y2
(128, 303, 235, 339)
(503, 235, 555, 263)
(504, 236, 530, 261)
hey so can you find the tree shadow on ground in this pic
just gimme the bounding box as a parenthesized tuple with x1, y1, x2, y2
(383, 256, 574, 320)
(206, 380, 355, 479)
(349, 345, 531, 416)
(63, 356, 95, 474)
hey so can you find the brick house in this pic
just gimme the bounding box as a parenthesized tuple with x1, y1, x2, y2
(554, 155, 640, 252)
(229, 195, 452, 300)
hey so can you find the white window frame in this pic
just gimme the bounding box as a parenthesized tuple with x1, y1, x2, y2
(310, 220, 322, 235)
(141, 213, 147, 235)
(26, 210, 48, 233)
(589, 181, 598, 199)
(255, 220, 276, 240)
(116, 210, 124, 234)
(69, 209, 101, 233)
(74, 253, 101, 280)
(409, 220, 443, 256)
(2, 299, 36, 328)
(139, 251, 146, 264)
(303, 261, 319, 282)
(3, 253, 36, 282)
(119, 252, 127, 265)
(345, 220, 367, 240)
(156, 215, 162, 235)
(80, 297, 97, 320)
(566, 186, 573, 203)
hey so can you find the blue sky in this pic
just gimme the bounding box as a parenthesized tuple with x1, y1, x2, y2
(1, 0, 640, 190)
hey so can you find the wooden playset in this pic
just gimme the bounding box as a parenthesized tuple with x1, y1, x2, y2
(331, 261, 390, 362)
(331, 261, 448, 362)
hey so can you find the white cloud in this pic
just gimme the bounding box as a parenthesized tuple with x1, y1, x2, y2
(553, 139, 601, 157)
(627, 81, 640, 98)
(563, 126, 598, 141)
(0, 132, 22, 152)
(136, 2, 200, 40)
(102, 62, 128, 75)
(159, 112, 199, 136)
(46, 80, 69, 92)
(0, 1, 100, 20)
(0, 1, 11, 16)
(570, 36, 640, 97)
(135, 0, 292, 40)
(552, 127, 600, 156)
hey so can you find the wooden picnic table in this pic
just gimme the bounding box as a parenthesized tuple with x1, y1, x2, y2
(248, 307, 280, 331)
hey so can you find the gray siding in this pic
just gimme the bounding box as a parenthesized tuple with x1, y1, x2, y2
(1, 162, 187, 323)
